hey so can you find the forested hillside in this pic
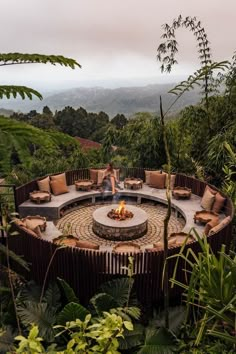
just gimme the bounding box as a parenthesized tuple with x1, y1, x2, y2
(0, 83, 201, 116)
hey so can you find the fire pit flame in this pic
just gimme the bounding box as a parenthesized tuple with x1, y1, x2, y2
(107, 200, 134, 221)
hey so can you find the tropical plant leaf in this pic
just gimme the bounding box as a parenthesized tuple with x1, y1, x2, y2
(43, 282, 61, 310)
(98, 277, 135, 307)
(57, 277, 80, 304)
(138, 327, 179, 354)
(57, 302, 90, 325)
(0, 243, 29, 271)
(17, 281, 41, 304)
(0, 327, 16, 354)
(118, 323, 144, 350)
(148, 307, 186, 334)
(90, 293, 118, 316)
(0, 85, 42, 100)
(0, 53, 81, 69)
(17, 301, 57, 342)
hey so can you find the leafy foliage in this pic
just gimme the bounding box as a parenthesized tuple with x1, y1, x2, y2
(57, 302, 90, 325)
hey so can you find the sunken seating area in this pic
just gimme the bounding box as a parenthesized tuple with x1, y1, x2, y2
(10, 168, 234, 305)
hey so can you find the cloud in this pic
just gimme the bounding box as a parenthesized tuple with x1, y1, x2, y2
(0, 0, 235, 87)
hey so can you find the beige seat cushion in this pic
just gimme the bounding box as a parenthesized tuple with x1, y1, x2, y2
(114, 169, 120, 181)
(89, 169, 98, 184)
(201, 188, 215, 210)
(164, 173, 176, 190)
(212, 193, 226, 214)
(77, 240, 99, 250)
(37, 176, 51, 192)
(149, 172, 166, 189)
(205, 185, 217, 195)
(145, 170, 161, 184)
(97, 169, 105, 185)
(50, 179, 69, 195)
(204, 218, 219, 236)
(25, 219, 42, 237)
(208, 216, 231, 235)
(51, 173, 67, 185)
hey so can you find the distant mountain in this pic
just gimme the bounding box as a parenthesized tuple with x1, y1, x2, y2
(0, 84, 201, 117)
(0, 108, 14, 117)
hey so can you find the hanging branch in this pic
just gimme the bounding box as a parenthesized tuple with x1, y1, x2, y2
(160, 95, 172, 329)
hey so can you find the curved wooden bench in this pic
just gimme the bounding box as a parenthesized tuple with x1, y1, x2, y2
(10, 170, 234, 306)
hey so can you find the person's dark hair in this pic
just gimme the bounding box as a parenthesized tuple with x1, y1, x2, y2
(107, 162, 114, 172)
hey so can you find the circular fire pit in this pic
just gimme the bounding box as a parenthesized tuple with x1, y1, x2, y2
(92, 204, 148, 241)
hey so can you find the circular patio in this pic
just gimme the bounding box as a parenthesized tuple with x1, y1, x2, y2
(56, 202, 185, 247)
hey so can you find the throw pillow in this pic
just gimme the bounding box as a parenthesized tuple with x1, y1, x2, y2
(212, 193, 226, 213)
(205, 185, 217, 195)
(200, 188, 215, 210)
(90, 169, 98, 183)
(204, 218, 219, 236)
(51, 173, 67, 185)
(164, 174, 176, 190)
(149, 172, 166, 189)
(208, 216, 231, 235)
(50, 179, 69, 195)
(37, 176, 51, 192)
(97, 169, 105, 185)
(114, 169, 120, 182)
(145, 170, 161, 184)
(25, 219, 42, 238)
(77, 240, 99, 250)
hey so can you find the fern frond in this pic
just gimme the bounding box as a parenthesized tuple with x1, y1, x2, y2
(0, 85, 42, 100)
(0, 53, 81, 69)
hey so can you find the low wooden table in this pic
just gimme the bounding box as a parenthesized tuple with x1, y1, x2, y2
(75, 179, 94, 191)
(113, 242, 140, 254)
(22, 215, 47, 232)
(172, 187, 192, 200)
(29, 190, 51, 204)
(124, 178, 143, 190)
(194, 210, 219, 225)
(169, 232, 194, 246)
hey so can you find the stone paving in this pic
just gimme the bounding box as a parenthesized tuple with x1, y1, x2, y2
(56, 202, 185, 247)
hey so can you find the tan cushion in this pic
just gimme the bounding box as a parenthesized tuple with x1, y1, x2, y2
(97, 169, 105, 185)
(164, 174, 176, 190)
(50, 179, 69, 195)
(77, 240, 99, 250)
(145, 170, 161, 184)
(51, 173, 67, 185)
(14, 218, 26, 227)
(114, 169, 120, 181)
(90, 169, 98, 183)
(201, 188, 215, 210)
(208, 216, 231, 235)
(206, 185, 217, 195)
(212, 193, 226, 214)
(37, 176, 51, 192)
(204, 218, 219, 236)
(149, 172, 166, 189)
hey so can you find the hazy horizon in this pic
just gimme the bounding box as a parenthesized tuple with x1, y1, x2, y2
(1, 0, 235, 92)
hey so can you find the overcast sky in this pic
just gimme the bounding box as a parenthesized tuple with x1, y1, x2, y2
(0, 0, 235, 89)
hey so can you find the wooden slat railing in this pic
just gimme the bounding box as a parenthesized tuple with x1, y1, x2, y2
(11, 168, 234, 306)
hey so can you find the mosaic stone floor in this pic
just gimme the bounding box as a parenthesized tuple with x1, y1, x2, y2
(56, 202, 185, 247)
